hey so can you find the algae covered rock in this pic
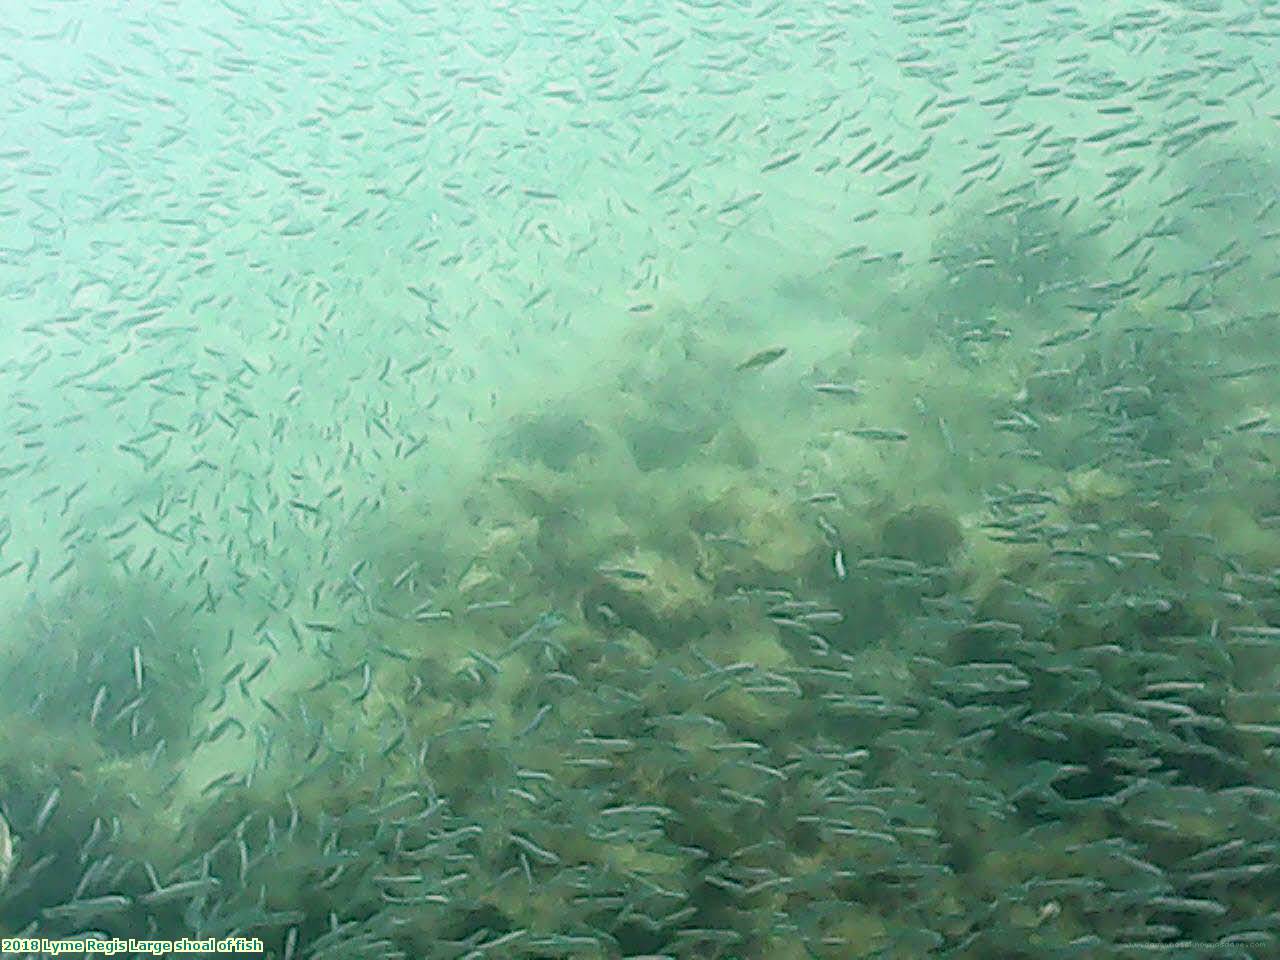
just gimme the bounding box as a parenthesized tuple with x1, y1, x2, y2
(620, 400, 720, 471)
(591, 550, 714, 645)
(1065, 466, 1128, 522)
(500, 410, 602, 471)
(880, 504, 963, 565)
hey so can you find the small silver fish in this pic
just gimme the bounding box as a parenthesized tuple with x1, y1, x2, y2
(813, 381, 862, 397)
(736, 347, 787, 372)
(848, 427, 909, 442)
(597, 565, 649, 581)
(0, 810, 13, 890)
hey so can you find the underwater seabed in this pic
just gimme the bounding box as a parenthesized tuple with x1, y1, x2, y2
(4, 209, 1280, 957)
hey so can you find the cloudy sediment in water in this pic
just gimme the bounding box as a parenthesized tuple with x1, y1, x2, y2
(2, 0, 1279, 956)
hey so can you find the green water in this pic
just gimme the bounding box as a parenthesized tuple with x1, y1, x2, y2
(1, 0, 1279, 957)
